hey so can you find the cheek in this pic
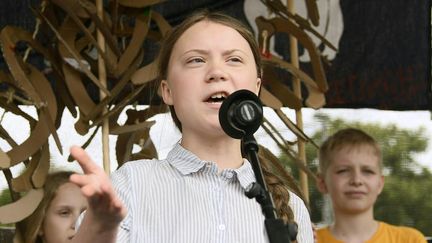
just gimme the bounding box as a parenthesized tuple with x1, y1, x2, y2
(372, 180, 384, 194)
(326, 177, 345, 193)
(239, 71, 258, 84)
(168, 76, 193, 96)
(41, 216, 63, 242)
(45, 212, 70, 230)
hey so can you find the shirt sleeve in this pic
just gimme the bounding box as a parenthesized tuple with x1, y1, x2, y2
(288, 191, 314, 243)
(110, 164, 133, 243)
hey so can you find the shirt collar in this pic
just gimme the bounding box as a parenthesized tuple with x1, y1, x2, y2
(166, 143, 207, 175)
(166, 143, 256, 191)
(233, 159, 256, 190)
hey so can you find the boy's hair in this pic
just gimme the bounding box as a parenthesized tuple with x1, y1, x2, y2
(319, 128, 382, 174)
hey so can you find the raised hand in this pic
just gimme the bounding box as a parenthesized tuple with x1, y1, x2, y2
(69, 145, 127, 230)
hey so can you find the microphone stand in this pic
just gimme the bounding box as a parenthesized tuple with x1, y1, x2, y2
(242, 134, 298, 243)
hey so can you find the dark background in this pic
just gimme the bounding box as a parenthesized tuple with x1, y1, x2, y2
(1, 0, 430, 110)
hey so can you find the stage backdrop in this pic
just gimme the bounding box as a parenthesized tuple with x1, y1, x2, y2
(0, 0, 430, 110)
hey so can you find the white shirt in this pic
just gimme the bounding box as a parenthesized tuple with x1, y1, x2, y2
(110, 143, 313, 242)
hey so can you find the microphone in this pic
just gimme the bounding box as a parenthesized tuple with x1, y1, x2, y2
(219, 89, 263, 139)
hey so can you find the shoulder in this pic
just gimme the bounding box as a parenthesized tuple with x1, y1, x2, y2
(110, 158, 168, 185)
(315, 225, 334, 242)
(288, 190, 309, 218)
(288, 191, 314, 242)
(114, 158, 167, 175)
(379, 222, 427, 242)
(315, 225, 330, 234)
(288, 190, 305, 206)
(288, 191, 307, 217)
(109, 158, 170, 207)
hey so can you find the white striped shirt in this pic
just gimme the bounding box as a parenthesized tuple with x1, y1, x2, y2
(111, 143, 314, 243)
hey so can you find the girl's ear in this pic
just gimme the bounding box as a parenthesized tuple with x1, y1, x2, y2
(160, 80, 173, 105)
(316, 173, 328, 194)
(256, 78, 262, 92)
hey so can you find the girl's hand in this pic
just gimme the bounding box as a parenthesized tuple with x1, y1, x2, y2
(69, 146, 127, 229)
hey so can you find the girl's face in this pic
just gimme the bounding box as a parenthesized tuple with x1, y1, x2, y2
(40, 182, 87, 243)
(161, 20, 261, 137)
(318, 145, 384, 215)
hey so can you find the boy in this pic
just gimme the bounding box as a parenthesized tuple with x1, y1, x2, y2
(315, 128, 426, 243)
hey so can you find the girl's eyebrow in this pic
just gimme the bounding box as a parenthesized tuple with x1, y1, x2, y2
(181, 49, 247, 57)
(181, 49, 208, 56)
(54, 205, 73, 209)
(222, 49, 248, 56)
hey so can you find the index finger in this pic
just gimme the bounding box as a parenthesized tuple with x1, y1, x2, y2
(70, 145, 101, 174)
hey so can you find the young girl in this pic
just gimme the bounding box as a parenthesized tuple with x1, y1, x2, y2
(315, 128, 427, 243)
(19, 171, 87, 243)
(69, 10, 313, 243)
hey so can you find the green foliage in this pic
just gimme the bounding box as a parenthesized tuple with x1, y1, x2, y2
(0, 188, 12, 206)
(0, 188, 13, 227)
(279, 112, 432, 236)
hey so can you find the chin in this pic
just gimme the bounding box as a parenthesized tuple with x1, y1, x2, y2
(208, 121, 223, 132)
(342, 205, 372, 214)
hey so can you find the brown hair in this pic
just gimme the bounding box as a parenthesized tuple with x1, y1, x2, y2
(319, 128, 382, 175)
(156, 9, 297, 226)
(157, 9, 262, 131)
(19, 171, 74, 243)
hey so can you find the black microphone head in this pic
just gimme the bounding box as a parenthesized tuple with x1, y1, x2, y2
(219, 89, 263, 139)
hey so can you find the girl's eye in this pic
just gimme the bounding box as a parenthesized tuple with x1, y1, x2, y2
(58, 209, 71, 217)
(187, 57, 204, 63)
(228, 56, 242, 63)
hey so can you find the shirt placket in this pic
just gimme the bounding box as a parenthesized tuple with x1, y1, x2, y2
(213, 175, 226, 243)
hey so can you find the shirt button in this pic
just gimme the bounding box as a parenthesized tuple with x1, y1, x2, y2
(226, 172, 233, 179)
(218, 224, 226, 231)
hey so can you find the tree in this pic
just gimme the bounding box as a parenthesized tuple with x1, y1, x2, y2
(0, 188, 11, 206)
(0, 188, 13, 227)
(279, 112, 432, 236)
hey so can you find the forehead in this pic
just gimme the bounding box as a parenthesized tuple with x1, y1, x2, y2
(331, 144, 380, 166)
(51, 182, 83, 204)
(172, 20, 252, 54)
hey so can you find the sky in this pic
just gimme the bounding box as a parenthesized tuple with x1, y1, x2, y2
(1, 107, 431, 191)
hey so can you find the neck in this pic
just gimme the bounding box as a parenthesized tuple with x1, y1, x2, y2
(331, 210, 379, 243)
(181, 132, 244, 171)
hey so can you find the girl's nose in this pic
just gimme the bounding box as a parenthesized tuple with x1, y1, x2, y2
(206, 62, 228, 82)
(71, 213, 82, 230)
(71, 218, 77, 230)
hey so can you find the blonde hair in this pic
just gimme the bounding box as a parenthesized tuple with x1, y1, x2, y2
(319, 128, 382, 174)
(19, 171, 74, 243)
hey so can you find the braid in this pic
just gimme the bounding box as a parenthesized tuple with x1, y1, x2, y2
(261, 163, 295, 223)
(258, 146, 303, 225)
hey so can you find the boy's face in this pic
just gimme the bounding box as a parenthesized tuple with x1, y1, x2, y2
(317, 145, 384, 215)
